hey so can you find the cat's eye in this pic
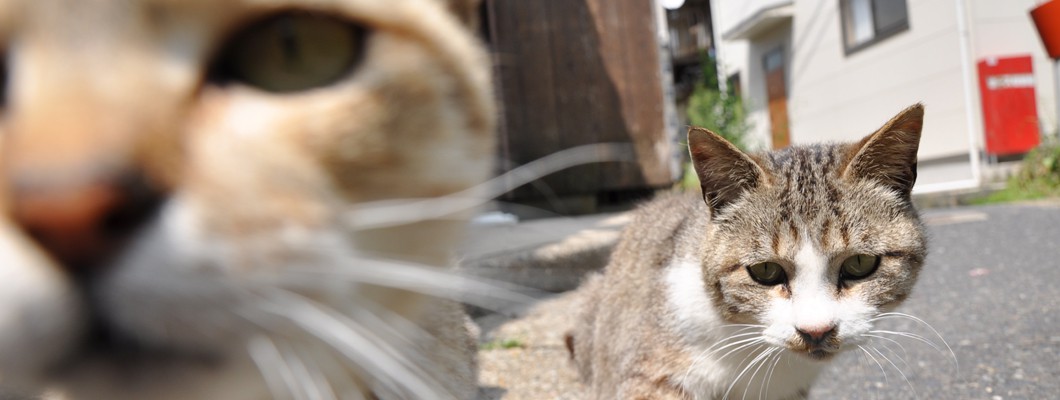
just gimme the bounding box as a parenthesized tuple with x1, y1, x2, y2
(211, 12, 366, 93)
(0, 51, 7, 107)
(746, 262, 786, 286)
(840, 254, 880, 280)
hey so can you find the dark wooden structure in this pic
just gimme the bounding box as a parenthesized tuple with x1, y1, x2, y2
(481, 0, 675, 214)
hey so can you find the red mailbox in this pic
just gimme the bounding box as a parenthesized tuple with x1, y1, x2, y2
(977, 55, 1040, 156)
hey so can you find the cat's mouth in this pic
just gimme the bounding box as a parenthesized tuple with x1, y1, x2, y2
(45, 298, 225, 381)
(801, 348, 837, 361)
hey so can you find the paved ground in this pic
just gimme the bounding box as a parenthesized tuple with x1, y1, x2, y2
(468, 201, 1060, 399)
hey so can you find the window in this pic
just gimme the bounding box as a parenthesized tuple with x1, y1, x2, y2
(839, 0, 909, 54)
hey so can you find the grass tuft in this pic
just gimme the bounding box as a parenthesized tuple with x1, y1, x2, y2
(971, 138, 1060, 204)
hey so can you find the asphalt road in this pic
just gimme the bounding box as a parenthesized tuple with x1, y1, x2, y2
(809, 202, 1060, 400)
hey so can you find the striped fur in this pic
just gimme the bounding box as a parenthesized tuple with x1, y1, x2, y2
(569, 104, 928, 399)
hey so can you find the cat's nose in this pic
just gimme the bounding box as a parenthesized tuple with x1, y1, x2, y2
(7, 171, 166, 272)
(796, 324, 837, 345)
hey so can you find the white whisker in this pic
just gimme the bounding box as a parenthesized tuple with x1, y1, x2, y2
(249, 289, 445, 399)
(873, 312, 958, 370)
(865, 334, 913, 373)
(869, 330, 943, 353)
(247, 335, 304, 400)
(742, 347, 775, 400)
(869, 345, 918, 399)
(271, 258, 543, 312)
(277, 340, 336, 400)
(759, 350, 783, 400)
(682, 329, 764, 389)
(858, 345, 888, 385)
(863, 333, 909, 360)
(723, 346, 775, 400)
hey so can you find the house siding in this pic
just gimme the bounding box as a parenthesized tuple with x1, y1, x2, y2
(715, 0, 1058, 166)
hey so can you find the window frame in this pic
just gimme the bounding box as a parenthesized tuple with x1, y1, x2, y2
(838, 0, 910, 55)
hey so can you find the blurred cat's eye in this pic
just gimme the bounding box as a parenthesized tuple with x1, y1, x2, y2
(840, 254, 880, 280)
(211, 12, 366, 93)
(0, 51, 7, 107)
(746, 262, 786, 286)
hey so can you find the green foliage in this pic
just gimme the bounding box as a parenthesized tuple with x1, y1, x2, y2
(479, 338, 524, 350)
(685, 51, 749, 151)
(972, 139, 1060, 204)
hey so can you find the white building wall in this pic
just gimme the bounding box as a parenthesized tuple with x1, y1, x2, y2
(713, 0, 1055, 177)
(787, 0, 971, 161)
(712, 0, 793, 150)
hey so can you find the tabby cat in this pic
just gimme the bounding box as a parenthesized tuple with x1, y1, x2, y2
(568, 104, 928, 399)
(0, 0, 492, 399)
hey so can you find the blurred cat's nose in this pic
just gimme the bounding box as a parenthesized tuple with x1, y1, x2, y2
(796, 324, 837, 345)
(7, 171, 165, 272)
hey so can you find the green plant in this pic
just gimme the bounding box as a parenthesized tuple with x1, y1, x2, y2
(971, 139, 1060, 204)
(685, 51, 750, 151)
(479, 338, 524, 350)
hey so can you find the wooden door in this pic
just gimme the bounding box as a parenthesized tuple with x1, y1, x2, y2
(763, 47, 790, 149)
(484, 0, 672, 204)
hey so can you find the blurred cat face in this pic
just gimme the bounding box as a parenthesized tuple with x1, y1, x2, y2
(0, 0, 492, 398)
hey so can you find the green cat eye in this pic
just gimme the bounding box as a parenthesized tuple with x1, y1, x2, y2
(840, 254, 880, 280)
(213, 12, 365, 93)
(746, 262, 786, 286)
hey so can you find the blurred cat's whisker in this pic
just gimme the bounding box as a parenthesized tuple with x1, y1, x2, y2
(277, 339, 336, 400)
(272, 257, 544, 311)
(347, 143, 636, 230)
(248, 288, 446, 399)
(248, 335, 307, 400)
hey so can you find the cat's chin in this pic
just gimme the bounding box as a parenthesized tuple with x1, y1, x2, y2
(794, 348, 838, 362)
(42, 348, 267, 400)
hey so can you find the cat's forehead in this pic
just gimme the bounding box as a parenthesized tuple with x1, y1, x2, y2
(717, 142, 916, 255)
(762, 143, 848, 178)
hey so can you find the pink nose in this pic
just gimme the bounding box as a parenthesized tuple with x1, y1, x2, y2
(796, 324, 837, 344)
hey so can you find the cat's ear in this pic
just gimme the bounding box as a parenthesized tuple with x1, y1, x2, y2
(687, 127, 766, 214)
(842, 103, 924, 196)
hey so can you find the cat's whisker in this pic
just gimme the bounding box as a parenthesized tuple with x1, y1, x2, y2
(683, 338, 765, 398)
(248, 288, 447, 399)
(247, 335, 307, 400)
(869, 330, 944, 354)
(760, 349, 783, 400)
(863, 333, 912, 369)
(742, 347, 776, 400)
(857, 344, 889, 385)
(872, 312, 958, 370)
(698, 326, 765, 351)
(271, 257, 544, 312)
(682, 332, 764, 388)
(703, 335, 765, 361)
(868, 345, 919, 400)
(277, 339, 337, 400)
(722, 346, 776, 400)
(346, 143, 636, 230)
